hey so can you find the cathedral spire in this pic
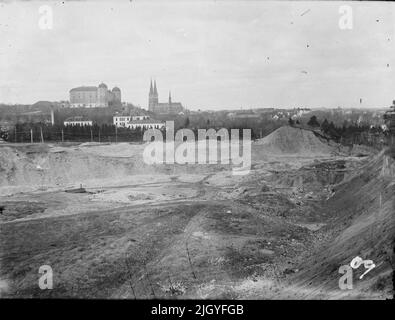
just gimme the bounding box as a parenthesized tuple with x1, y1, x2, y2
(169, 91, 172, 104)
(149, 79, 153, 94)
(154, 80, 158, 95)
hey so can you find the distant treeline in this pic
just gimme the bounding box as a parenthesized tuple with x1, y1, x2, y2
(291, 115, 391, 148)
(4, 122, 271, 143)
(7, 123, 146, 143)
(2, 114, 392, 147)
(0, 104, 129, 126)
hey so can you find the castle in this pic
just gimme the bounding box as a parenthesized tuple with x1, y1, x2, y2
(69, 83, 121, 108)
(148, 80, 184, 114)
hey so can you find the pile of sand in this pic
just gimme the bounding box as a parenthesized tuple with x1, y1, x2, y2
(256, 126, 334, 155)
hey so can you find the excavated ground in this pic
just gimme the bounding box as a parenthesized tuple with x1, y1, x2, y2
(0, 127, 393, 299)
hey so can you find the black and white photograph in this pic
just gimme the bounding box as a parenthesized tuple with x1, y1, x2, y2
(0, 0, 394, 309)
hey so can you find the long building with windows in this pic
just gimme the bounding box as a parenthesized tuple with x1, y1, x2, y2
(64, 116, 93, 126)
(69, 83, 121, 108)
(113, 114, 164, 130)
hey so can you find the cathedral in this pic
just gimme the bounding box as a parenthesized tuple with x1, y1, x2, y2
(148, 80, 184, 114)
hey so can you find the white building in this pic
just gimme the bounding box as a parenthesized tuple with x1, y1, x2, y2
(113, 115, 164, 130)
(113, 115, 133, 127)
(64, 116, 93, 126)
(127, 118, 165, 130)
(113, 115, 150, 127)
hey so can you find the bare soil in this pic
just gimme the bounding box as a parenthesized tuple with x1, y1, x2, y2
(0, 127, 393, 299)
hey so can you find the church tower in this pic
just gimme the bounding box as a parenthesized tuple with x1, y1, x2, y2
(148, 79, 159, 111)
(148, 79, 154, 111)
(153, 80, 158, 105)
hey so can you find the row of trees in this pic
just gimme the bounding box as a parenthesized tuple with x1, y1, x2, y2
(3, 114, 391, 148)
(292, 115, 391, 147)
(5, 120, 279, 143)
(180, 116, 285, 140)
(7, 123, 146, 143)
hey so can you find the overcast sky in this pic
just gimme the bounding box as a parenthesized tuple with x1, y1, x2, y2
(0, 0, 394, 110)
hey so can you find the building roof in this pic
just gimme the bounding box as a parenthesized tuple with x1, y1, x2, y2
(155, 102, 184, 112)
(112, 87, 121, 92)
(157, 102, 183, 107)
(70, 86, 97, 92)
(114, 111, 149, 117)
(32, 101, 54, 107)
(114, 113, 132, 117)
(128, 118, 164, 124)
(98, 83, 107, 89)
(64, 116, 92, 122)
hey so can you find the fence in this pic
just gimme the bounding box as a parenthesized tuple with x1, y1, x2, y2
(7, 124, 146, 144)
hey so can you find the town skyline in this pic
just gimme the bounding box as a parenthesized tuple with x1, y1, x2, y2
(1, 1, 394, 109)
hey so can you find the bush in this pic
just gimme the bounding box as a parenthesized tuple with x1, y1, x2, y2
(307, 115, 320, 127)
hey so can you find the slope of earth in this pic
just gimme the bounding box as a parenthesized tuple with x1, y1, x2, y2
(239, 150, 394, 299)
(286, 150, 395, 299)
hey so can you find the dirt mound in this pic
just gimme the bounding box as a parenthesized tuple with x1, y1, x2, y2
(256, 126, 334, 155)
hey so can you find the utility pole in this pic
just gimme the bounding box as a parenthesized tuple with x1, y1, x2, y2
(30, 129, 33, 143)
(90, 128, 93, 142)
(50, 107, 55, 125)
(61, 129, 64, 143)
(98, 128, 101, 143)
(14, 126, 17, 143)
(115, 126, 118, 143)
(40, 127, 44, 143)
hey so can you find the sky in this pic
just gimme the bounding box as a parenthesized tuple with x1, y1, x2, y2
(0, 0, 394, 110)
